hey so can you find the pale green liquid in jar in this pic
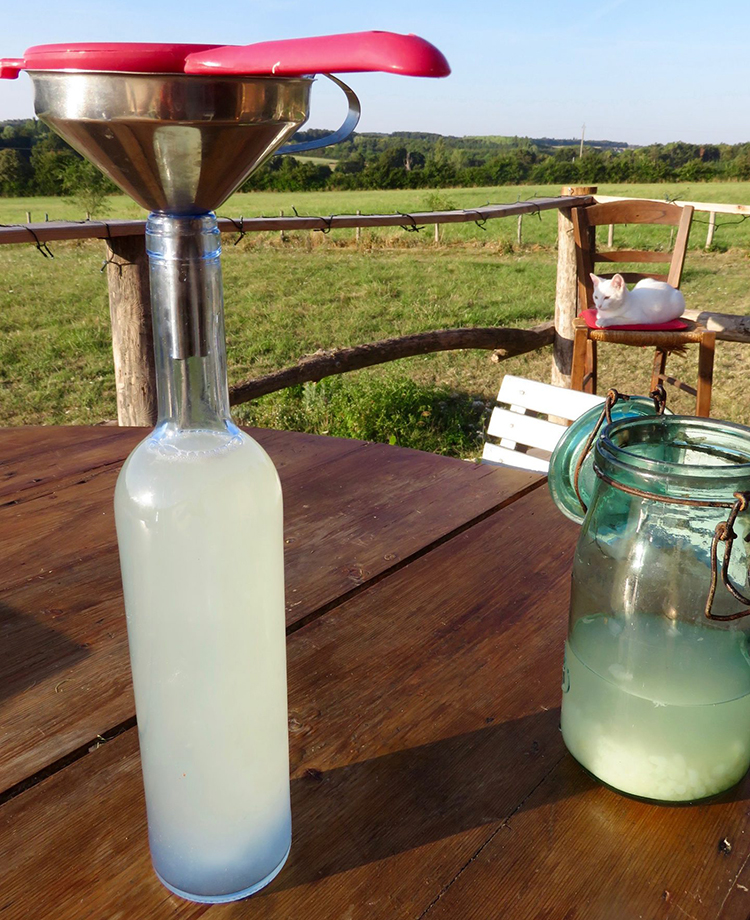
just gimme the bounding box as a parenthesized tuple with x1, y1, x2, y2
(561, 614, 750, 801)
(115, 428, 291, 900)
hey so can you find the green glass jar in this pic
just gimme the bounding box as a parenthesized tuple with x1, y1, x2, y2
(555, 413, 750, 803)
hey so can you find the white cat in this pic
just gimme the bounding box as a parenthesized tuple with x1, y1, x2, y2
(590, 273, 685, 328)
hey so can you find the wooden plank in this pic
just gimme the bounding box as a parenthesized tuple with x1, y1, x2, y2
(595, 249, 671, 263)
(487, 407, 564, 452)
(498, 374, 604, 420)
(279, 438, 540, 619)
(0, 429, 541, 790)
(595, 193, 750, 217)
(0, 429, 536, 601)
(682, 309, 750, 344)
(583, 199, 685, 227)
(596, 271, 669, 284)
(0, 198, 596, 246)
(0, 424, 353, 516)
(0, 488, 581, 919)
(0, 427, 142, 501)
(480, 441, 550, 473)
(0, 427, 343, 506)
(0, 466, 126, 596)
(422, 755, 750, 920)
(668, 205, 695, 289)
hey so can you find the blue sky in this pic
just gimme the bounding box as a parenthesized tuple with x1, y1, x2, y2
(0, 0, 748, 145)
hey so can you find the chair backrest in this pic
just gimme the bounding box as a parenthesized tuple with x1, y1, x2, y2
(481, 375, 605, 473)
(571, 199, 694, 313)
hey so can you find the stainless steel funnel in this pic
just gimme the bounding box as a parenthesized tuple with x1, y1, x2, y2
(30, 71, 314, 213)
(4, 33, 450, 214)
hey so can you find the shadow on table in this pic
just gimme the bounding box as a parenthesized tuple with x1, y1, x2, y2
(272, 706, 577, 891)
(0, 602, 90, 704)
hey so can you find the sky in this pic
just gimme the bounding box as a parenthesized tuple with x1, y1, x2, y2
(0, 0, 749, 146)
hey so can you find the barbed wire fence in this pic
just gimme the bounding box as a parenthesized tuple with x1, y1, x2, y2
(4, 188, 750, 261)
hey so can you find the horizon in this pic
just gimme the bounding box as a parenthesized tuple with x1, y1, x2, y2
(2, 0, 750, 145)
(1, 117, 745, 151)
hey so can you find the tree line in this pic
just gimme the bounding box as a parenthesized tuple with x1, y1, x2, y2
(3, 118, 750, 201)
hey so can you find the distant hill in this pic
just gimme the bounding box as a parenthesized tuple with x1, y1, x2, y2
(285, 130, 631, 160)
(0, 119, 747, 196)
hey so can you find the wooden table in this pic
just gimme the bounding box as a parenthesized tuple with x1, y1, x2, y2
(2, 427, 750, 920)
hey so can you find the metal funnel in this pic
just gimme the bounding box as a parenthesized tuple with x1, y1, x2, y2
(30, 71, 314, 213)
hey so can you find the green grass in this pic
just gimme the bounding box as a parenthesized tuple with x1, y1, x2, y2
(288, 155, 340, 168)
(6, 182, 750, 255)
(2, 182, 750, 455)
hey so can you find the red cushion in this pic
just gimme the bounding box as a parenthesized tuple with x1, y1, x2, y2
(580, 308, 689, 332)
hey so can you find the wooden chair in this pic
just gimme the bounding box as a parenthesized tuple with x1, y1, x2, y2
(482, 375, 605, 473)
(569, 199, 716, 416)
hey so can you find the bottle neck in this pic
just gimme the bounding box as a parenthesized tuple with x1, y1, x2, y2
(146, 212, 232, 432)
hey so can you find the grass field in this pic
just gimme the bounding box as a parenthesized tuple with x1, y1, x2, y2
(2, 182, 750, 455)
(6, 182, 750, 249)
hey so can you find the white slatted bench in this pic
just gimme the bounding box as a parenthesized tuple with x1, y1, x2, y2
(481, 375, 605, 473)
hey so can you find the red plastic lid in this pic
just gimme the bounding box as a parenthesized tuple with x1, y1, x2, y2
(580, 308, 688, 332)
(11, 43, 217, 77)
(185, 32, 450, 77)
(1, 32, 449, 79)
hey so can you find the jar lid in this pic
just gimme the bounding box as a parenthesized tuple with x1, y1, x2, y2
(548, 395, 672, 525)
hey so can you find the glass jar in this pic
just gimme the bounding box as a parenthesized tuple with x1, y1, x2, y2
(558, 413, 750, 803)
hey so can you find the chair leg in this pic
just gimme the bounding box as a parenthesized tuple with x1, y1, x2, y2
(571, 325, 589, 392)
(651, 348, 668, 393)
(588, 340, 598, 394)
(696, 331, 716, 417)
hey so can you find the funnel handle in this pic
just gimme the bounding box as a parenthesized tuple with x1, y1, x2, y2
(277, 75, 360, 155)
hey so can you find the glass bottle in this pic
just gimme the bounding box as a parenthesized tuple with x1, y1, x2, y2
(560, 414, 750, 803)
(114, 213, 291, 901)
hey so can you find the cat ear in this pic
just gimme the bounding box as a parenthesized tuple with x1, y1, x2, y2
(589, 273, 600, 286)
(612, 274, 625, 290)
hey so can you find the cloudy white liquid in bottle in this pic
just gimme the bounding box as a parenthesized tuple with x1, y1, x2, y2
(114, 213, 291, 902)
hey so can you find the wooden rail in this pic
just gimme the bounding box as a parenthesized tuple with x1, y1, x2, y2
(594, 194, 750, 217)
(4, 189, 750, 426)
(0, 197, 592, 246)
(595, 194, 750, 250)
(0, 196, 594, 426)
(229, 324, 555, 404)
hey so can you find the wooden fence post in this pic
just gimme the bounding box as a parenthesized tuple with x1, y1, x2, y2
(706, 211, 716, 249)
(356, 210, 361, 243)
(551, 185, 597, 388)
(517, 213, 523, 247)
(607, 223, 614, 247)
(105, 234, 157, 426)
